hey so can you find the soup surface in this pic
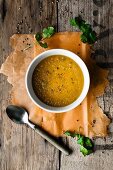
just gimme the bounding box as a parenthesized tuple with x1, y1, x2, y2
(32, 55, 84, 107)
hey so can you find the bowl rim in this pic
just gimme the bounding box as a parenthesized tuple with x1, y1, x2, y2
(25, 49, 90, 113)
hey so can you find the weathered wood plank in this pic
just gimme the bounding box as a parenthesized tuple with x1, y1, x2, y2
(58, 0, 113, 66)
(0, 0, 59, 170)
(58, 0, 113, 170)
(92, 0, 113, 66)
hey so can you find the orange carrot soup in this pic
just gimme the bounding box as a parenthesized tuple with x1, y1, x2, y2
(32, 55, 84, 107)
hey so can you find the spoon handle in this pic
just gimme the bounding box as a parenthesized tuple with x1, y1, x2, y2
(34, 125, 71, 155)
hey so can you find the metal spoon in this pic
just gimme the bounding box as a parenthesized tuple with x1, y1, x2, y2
(6, 105, 71, 155)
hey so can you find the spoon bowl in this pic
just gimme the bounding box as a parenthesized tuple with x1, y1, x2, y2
(6, 105, 28, 124)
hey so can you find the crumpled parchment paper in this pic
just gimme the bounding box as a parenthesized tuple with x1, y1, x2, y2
(0, 32, 110, 138)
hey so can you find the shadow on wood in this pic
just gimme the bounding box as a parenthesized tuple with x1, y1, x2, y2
(95, 144, 113, 150)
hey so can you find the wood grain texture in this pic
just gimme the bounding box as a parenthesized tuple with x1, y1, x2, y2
(0, 0, 59, 170)
(0, 0, 113, 170)
(58, 0, 113, 170)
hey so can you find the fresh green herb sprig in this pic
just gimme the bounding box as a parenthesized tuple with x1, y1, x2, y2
(70, 16, 97, 44)
(64, 131, 94, 156)
(35, 26, 55, 48)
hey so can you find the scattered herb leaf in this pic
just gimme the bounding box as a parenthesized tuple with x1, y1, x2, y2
(70, 16, 97, 44)
(42, 27, 55, 38)
(80, 146, 93, 156)
(39, 41, 48, 48)
(81, 33, 88, 43)
(35, 26, 55, 48)
(77, 135, 84, 146)
(64, 131, 77, 137)
(85, 137, 94, 148)
(70, 19, 77, 27)
(64, 131, 94, 156)
(35, 33, 42, 41)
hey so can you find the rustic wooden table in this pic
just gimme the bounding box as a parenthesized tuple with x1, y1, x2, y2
(0, 0, 113, 170)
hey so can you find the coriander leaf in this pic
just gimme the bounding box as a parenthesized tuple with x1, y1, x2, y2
(80, 33, 88, 43)
(77, 136, 84, 146)
(64, 131, 94, 156)
(35, 26, 55, 48)
(75, 16, 85, 27)
(39, 41, 48, 48)
(35, 33, 42, 41)
(70, 19, 77, 26)
(42, 27, 55, 38)
(70, 16, 97, 44)
(89, 31, 97, 43)
(85, 137, 93, 149)
(64, 131, 72, 136)
(35, 33, 48, 48)
(64, 131, 77, 138)
(80, 146, 93, 156)
(80, 24, 91, 33)
(76, 134, 81, 138)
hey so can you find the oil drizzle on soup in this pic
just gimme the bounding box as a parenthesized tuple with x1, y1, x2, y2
(32, 55, 84, 107)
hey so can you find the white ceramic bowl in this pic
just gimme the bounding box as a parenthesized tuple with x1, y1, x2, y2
(25, 49, 90, 113)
